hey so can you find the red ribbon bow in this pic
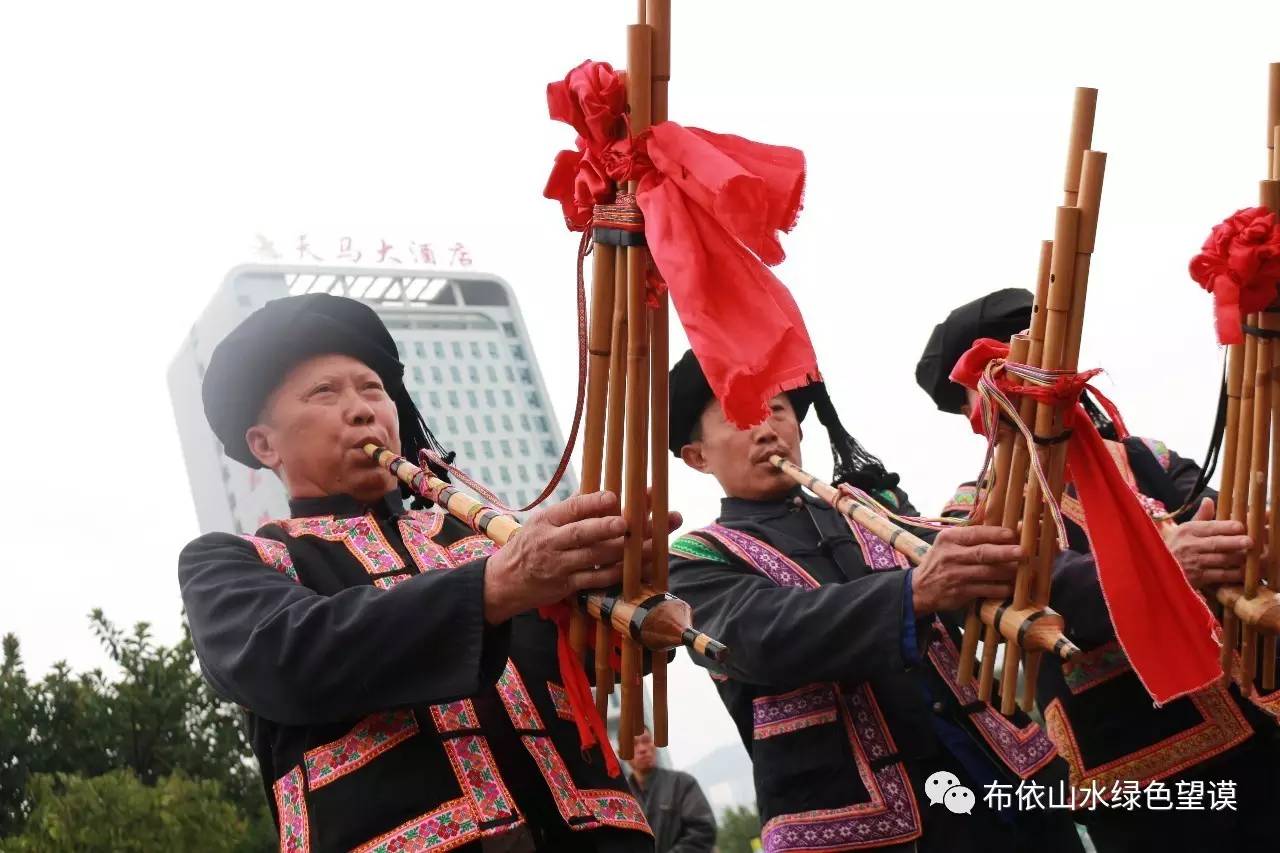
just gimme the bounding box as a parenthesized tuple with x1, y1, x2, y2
(951, 339, 1223, 706)
(544, 60, 819, 429)
(1189, 206, 1280, 344)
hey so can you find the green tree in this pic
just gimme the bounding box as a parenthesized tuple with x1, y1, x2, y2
(716, 804, 762, 853)
(0, 612, 274, 850)
(1, 770, 246, 853)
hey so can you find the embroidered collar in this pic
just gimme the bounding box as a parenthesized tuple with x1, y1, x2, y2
(288, 490, 404, 519)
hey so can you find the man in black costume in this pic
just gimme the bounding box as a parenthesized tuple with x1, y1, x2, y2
(666, 349, 1084, 853)
(916, 287, 1280, 852)
(181, 293, 668, 852)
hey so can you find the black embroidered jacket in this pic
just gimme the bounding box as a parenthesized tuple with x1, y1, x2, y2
(668, 487, 1082, 853)
(179, 491, 650, 853)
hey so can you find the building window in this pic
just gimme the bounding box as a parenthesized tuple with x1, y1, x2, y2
(487, 366, 497, 383)
(415, 341, 427, 358)
(501, 439, 512, 456)
(519, 368, 533, 385)
(446, 415, 458, 433)
(464, 440, 476, 458)
(536, 464, 546, 479)
(431, 366, 443, 383)
(500, 467, 512, 484)
(467, 415, 478, 432)
(468, 366, 480, 383)
(527, 392, 542, 409)
(467, 390, 479, 408)
(395, 340, 407, 357)
(503, 322, 518, 338)
(536, 417, 550, 433)
(543, 440, 556, 456)
(505, 366, 515, 383)
(503, 390, 514, 407)
(483, 467, 493, 482)
(484, 415, 496, 432)
(450, 366, 462, 383)
(452, 342, 463, 358)
(483, 440, 494, 458)
(434, 341, 445, 358)
(429, 391, 442, 409)
(503, 415, 513, 431)
(448, 391, 460, 407)
(511, 344, 526, 361)
(411, 391, 424, 407)
(521, 415, 531, 431)
(413, 366, 424, 384)
(520, 439, 530, 455)
(426, 417, 438, 433)
(518, 465, 528, 480)
(558, 487, 571, 502)
(485, 390, 496, 407)
(488, 342, 499, 358)
(470, 342, 481, 358)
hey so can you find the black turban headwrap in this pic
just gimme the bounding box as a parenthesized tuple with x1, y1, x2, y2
(915, 288, 1033, 414)
(667, 349, 898, 492)
(201, 293, 453, 489)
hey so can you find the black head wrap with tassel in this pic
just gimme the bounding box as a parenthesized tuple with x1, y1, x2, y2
(202, 292, 453, 504)
(668, 349, 898, 493)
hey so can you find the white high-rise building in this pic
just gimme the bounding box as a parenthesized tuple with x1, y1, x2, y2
(169, 264, 578, 536)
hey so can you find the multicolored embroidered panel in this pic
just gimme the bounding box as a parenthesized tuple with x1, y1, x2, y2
(398, 512, 451, 573)
(443, 735, 519, 826)
(752, 684, 838, 740)
(844, 515, 910, 572)
(581, 790, 652, 833)
(1061, 641, 1131, 694)
(429, 699, 480, 734)
(520, 735, 594, 821)
(701, 525, 821, 589)
(546, 682, 575, 722)
(448, 535, 496, 565)
(669, 534, 731, 565)
(373, 574, 410, 590)
(496, 661, 544, 730)
(242, 535, 298, 582)
(281, 514, 404, 576)
(351, 797, 479, 853)
(1140, 437, 1173, 472)
(1044, 684, 1252, 799)
(273, 766, 310, 853)
(942, 484, 978, 517)
(926, 626, 1057, 779)
(1250, 686, 1280, 719)
(303, 710, 419, 790)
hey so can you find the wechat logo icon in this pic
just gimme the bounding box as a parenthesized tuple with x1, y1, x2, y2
(925, 770, 975, 815)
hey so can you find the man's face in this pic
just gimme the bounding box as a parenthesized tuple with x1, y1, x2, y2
(680, 394, 802, 501)
(631, 730, 657, 772)
(245, 353, 402, 502)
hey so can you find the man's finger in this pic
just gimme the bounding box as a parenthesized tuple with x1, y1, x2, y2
(1193, 551, 1248, 570)
(965, 583, 1016, 602)
(956, 544, 1024, 566)
(1185, 534, 1253, 554)
(960, 562, 1020, 583)
(542, 491, 621, 526)
(1179, 519, 1247, 538)
(938, 525, 1018, 547)
(1196, 568, 1244, 586)
(569, 564, 626, 592)
(551, 515, 628, 550)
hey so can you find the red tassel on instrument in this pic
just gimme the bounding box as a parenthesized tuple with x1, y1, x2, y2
(539, 603, 622, 777)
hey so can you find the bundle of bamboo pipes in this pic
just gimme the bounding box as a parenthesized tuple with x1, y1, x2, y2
(1213, 64, 1280, 693)
(954, 88, 1107, 714)
(570, 0, 674, 760)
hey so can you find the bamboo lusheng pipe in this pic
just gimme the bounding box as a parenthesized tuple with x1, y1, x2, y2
(769, 456, 931, 564)
(646, 0, 672, 748)
(597, 237, 630, 716)
(956, 333, 1033, 687)
(992, 205, 1081, 714)
(1063, 89, 1098, 207)
(1266, 334, 1280, 690)
(1222, 316, 1259, 677)
(1240, 311, 1277, 686)
(769, 454, 1081, 664)
(363, 444, 726, 659)
(1268, 65, 1280, 176)
(574, 221, 620, 661)
(1018, 150, 1107, 711)
(1217, 585, 1280, 637)
(617, 19, 655, 760)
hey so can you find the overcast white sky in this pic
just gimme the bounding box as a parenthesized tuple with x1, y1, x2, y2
(3, 0, 1280, 773)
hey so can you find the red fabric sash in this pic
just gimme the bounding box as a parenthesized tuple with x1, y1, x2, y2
(538, 603, 621, 777)
(544, 61, 818, 429)
(950, 339, 1222, 705)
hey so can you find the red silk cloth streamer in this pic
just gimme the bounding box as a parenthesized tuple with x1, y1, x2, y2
(537, 602, 622, 777)
(951, 339, 1222, 705)
(544, 60, 819, 428)
(1189, 206, 1280, 345)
